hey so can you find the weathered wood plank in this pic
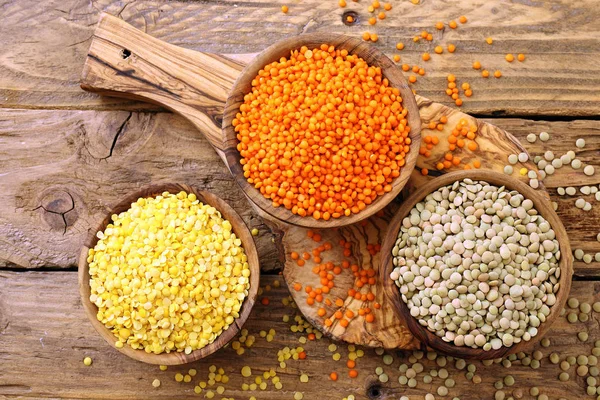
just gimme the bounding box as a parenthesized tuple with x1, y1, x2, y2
(1, 272, 599, 399)
(1, 109, 598, 275)
(0, 108, 281, 270)
(1, 0, 600, 115)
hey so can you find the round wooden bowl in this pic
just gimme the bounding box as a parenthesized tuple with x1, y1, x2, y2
(379, 170, 573, 360)
(222, 33, 421, 229)
(78, 183, 260, 365)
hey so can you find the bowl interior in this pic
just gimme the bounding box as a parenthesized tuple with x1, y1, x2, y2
(78, 183, 260, 365)
(222, 33, 421, 229)
(379, 170, 573, 360)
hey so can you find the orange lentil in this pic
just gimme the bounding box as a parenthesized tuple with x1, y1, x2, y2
(465, 89, 473, 97)
(413, 36, 420, 42)
(396, 42, 405, 50)
(384, 2, 392, 10)
(432, 136, 439, 144)
(330, 372, 338, 381)
(374, 302, 381, 309)
(365, 314, 375, 323)
(426, 33, 433, 41)
(281, 5, 289, 13)
(434, 46, 443, 54)
(449, 20, 457, 29)
(378, 11, 386, 19)
(393, 54, 401, 62)
(459, 15, 467, 23)
(448, 82, 456, 89)
(401, 64, 410, 71)
(346, 310, 355, 318)
(455, 98, 463, 106)
(505, 53, 514, 62)
(440, 116, 448, 124)
(324, 318, 332, 327)
(473, 160, 481, 168)
(298, 351, 307, 359)
(409, 75, 417, 83)
(412, 65, 420, 73)
(482, 70, 490, 78)
(308, 333, 316, 340)
(339, 0, 346, 6)
(485, 37, 493, 45)
(368, 5, 375, 12)
(436, 162, 444, 170)
(472, 61, 481, 70)
(297, 259, 305, 267)
(494, 70, 502, 78)
(422, 53, 431, 61)
(461, 82, 470, 90)
(302, 252, 310, 260)
(418, 68, 425, 76)
(370, 33, 379, 42)
(435, 21, 444, 30)
(421, 30, 428, 38)
(468, 141, 477, 151)
(346, 15, 354, 23)
(447, 74, 456, 82)
(362, 32, 370, 41)
(372, 0, 380, 8)
(347, 360, 356, 368)
(518, 53, 525, 61)
(294, 283, 302, 291)
(291, 251, 299, 260)
(261, 297, 269, 305)
(447, 44, 456, 53)
(368, 17, 377, 25)
(452, 157, 461, 166)
(339, 319, 349, 328)
(421, 168, 429, 175)
(307, 297, 314, 305)
(349, 370, 358, 378)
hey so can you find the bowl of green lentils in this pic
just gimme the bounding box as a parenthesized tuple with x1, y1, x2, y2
(380, 170, 572, 360)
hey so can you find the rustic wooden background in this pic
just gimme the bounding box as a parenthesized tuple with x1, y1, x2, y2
(1, 0, 599, 398)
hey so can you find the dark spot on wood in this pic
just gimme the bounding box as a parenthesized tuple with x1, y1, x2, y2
(120, 48, 131, 59)
(367, 384, 382, 399)
(342, 11, 358, 26)
(491, 109, 507, 116)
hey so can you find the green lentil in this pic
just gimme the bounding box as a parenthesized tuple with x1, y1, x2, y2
(593, 302, 600, 312)
(577, 365, 589, 376)
(593, 347, 600, 357)
(465, 372, 474, 380)
(383, 355, 393, 365)
(559, 372, 569, 381)
(538, 395, 548, 400)
(533, 351, 543, 361)
(577, 355, 589, 365)
(494, 390, 505, 400)
(437, 387, 449, 396)
(567, 313, 578, 323)
(579, 312, 589, 322)
(589, 355, 598, 366)
(399, 364, 408, 373)
(549, 353, 560, 364)
(482, 359, 494, 366)
(423, 375, 433, 384)
(540, 338, 550, 348)
(579, 332, 589, 342)
(408, 378, 417, 388)
(439, 369, 449, 379)
(467, 364, 477, 373)
(568, 298, 580, 308)
(503, 376, 515, 386)
(560, 361, 570, 371)
(445, 378, 456, 388)
(581, 303, 592, 313)
(588, 377, 597, 386)
(521, 357, 531, 366)
(399, 376, 408, 385)
(472, 375, 482, 384)
(529, 387, 539, 396)
(494, 381, 504, 390)
(588, 386, 597, 396)
(567, 356, 577, 365)
(455, 359, 466, 370)
(379, 373, 389, 383)
(530, 359, 540, 369)
(375, 367, 383, 375)
(502, 359, 511, 368)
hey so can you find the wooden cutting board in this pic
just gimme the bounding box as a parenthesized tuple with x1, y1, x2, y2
(80, 13, 546, 350)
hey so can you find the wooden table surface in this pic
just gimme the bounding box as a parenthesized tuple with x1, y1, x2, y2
(1, 0, 599, 399)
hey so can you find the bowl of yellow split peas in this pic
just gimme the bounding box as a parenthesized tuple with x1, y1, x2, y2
(79, 183, 260, 365)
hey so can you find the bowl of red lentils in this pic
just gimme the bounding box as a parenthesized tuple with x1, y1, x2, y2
(223, 33, 421, 229)
(78, 183, 260, 365)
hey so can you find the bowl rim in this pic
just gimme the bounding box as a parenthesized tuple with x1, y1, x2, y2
(221, 32, 422, 229)
(379, 170, 573, 360)
(78, 183, 260, 365)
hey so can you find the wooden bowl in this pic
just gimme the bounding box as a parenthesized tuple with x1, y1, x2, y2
(222, 33, 421, 229)
(78, 183, 260, 365)
(80, 14, 421, 229)
(379, 170, 573, 360)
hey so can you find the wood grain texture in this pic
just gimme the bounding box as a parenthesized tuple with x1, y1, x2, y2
(1, 272, 600, 400)
(82, 16, 423, 229)
(0, 108, 281, 270)
(379, 170, 572, 359)
(78, 184, 260, 365)
(1, 0, 600, 115)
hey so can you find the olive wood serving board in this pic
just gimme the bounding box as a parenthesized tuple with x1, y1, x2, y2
(80, 13, 546, 350)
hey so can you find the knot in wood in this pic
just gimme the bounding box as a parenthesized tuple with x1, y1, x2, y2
(37, 189, 77, 233)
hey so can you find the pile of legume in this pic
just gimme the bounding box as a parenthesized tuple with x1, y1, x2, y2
(233, 44, 412, 220)
(87, 191, 251, 354)
(390, 179, 561, 350)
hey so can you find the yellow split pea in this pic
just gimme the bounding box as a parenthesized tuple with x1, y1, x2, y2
(87, 191, 251, 355)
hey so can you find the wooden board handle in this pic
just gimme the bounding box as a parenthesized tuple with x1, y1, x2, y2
(80, 13, 244, 158)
